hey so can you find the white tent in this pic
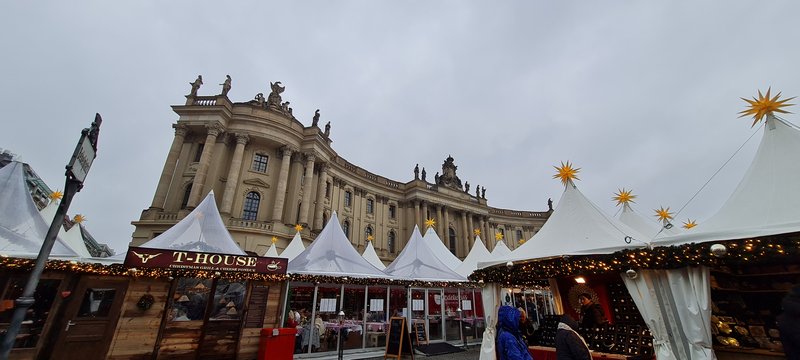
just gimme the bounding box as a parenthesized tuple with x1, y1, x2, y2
(618, 202, 682, 240)
(38, 199, 92, 258)
(0, 162, 78, 258)
(489, 239, 511, 259)
(455, 235, 491, 277)
(264, 242, 280, 257)
(421, 227, 462, 270)
(654, 115, 800, 246)
(383, 225, 466, 282)
(361, 240, 386, 270)
(138, 191, 245, 255)
(288, 212, 387, 278)
(479, 180, 649, 269)
(280, 231, 306, 261)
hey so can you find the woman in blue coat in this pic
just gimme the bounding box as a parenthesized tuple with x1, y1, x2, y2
(497, 305, 533, 360)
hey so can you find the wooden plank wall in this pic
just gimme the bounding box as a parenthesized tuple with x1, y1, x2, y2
(107, 278, 170, 360)
(236, 282, 284, 360)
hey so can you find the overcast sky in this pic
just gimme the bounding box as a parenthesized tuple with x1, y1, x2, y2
(2, 1, 800, 253)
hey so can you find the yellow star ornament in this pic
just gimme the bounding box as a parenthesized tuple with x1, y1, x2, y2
(73, 214, 86, 223)
(613, 188, 636, 206)
(519, 239, 526, 245)
(683, 220, 697, 229)
(473, 229, 481, 236)
(367, 235, 374, 242)
(739, 88, 795, 127)
(271, 236, 278, 244)
(495, 232, 504, 241)
(654, 206, 674, 222)
(424, 218, 436, 228)
(49, 190, 63, 201)
(294, 224, 303, 232)
(553, 161, 580, 185)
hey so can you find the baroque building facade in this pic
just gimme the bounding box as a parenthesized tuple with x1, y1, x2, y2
(131, 80, 551, 262)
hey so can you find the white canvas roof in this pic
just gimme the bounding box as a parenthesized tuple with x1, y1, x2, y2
(618, 203, 682, 240)
(479, 180, 649, 269)
(421, 227, 462, 270)
(280, 231, 306, 261)
(361, 240, 386, 270)
(0, 162, 78, 258)
(138, 191, 245, 255)
(455, 235, 491, 277)
(655, 116, 800, 246)
(288, 212, 387, 278)
(383, 225, 466, 282)
(38, 200, 92, 258)
(490, 240, 511, 258)
(264, 243, 280, 257)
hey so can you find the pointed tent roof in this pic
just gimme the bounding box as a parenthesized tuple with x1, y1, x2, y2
(384, 225, 466, 282)
(490, 240, 511, 258)
(656, 116, 800, 246)
(139, 191, 245, 255)
(455, 235, 491, 277)
(288, 212, 387, 278)
(264, 243, 280, 257)
(281, 231, 306, 261)
(361, 240, 386, 270)
(39, 200, 92, 258)
(0, 162, 78, 258)
(421, 227, 462, 270)
(617, 203, 682, 240)
(480, 181, 649, 269)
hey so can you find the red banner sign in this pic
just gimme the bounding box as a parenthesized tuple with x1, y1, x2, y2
(124, 246, 288, 275)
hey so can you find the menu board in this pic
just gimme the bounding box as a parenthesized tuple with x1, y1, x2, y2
(385, 317, 414, 359)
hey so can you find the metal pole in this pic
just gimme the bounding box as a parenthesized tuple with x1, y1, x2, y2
(0, 178, 81, 359)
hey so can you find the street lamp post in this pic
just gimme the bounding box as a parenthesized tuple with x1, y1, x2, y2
(0, 114, 102, 359)
(337, 310, 345, 360)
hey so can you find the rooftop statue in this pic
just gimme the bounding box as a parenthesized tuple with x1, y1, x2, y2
(267, 81, 285, 109)
(312, 109, 320, 127)
(219, 75, 232, 97)
(437, 155, 463, 190)
(189, 75, 203, 96)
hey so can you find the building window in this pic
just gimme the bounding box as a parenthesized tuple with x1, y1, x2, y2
(389, 205, 396, 219)
(242, 191, 260, 220)
(322, 213, 328, 227)
(499, 228, 505, 240)
(343, 220, 350, 239)
(180, 184, 192, 209)
(193, 143, 204, 162)
(388, 231, 396, 253)
(344, 191, 352, 207)
(516, 229, 524, 242)
(365, 225, 373, 243)
(448, 227, 457, 255)
(251, 153, 269, 173)
(325, 182, 331, 198)
(366, 199, 374, 214)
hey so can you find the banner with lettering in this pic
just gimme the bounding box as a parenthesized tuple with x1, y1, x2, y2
(124, 246, 288, 275)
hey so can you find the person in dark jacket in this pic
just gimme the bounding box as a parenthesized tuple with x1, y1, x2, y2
(555, 314, 591, 360)
(518, 307, 536, 346)
(778, 285, 800, 359)
(578, 293, 607, 330)
(497, 305, 533, 360)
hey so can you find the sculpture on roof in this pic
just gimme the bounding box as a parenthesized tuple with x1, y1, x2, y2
(548, 198, 553, 211)
(254, 93, 265, 107)
(464, 181, 470, 193)
(436, 155, 463, 190)
(189, 75, 203, 96)
(421, 168, 427, 182)
(434, 172, 440, 184)
(312, 109, 320, 127)
(482, 187, 486, 199)
(414, 164, 419, 180)
(267, 81, 285, 110)
(476, 185, 480, 197)
(219, 75, 232, 96)
(324, 121, 331, 137)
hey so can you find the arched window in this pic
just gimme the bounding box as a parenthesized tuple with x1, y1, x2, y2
(180, 184, 193, 209)
(343, 220, 350, 239)
(388, 231, 396, 253)
(242, 191, 260, 220)
(365, 225, 373, 243)
(448, 227, 457, 255)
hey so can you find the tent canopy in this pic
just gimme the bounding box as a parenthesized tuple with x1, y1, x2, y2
(455, 235, 491, 277)
(139, 191, 245, 255)
(384, 225, 466, 282)
(280, 231, 306, 261)
(288, 212, 387, 278)
(361, 240, 386, 270)
(421, 227, 462, 270)
(264, 243, 280, 257)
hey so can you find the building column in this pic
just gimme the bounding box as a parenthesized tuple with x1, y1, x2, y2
(478, 217, 486, 244)
(313, 163, 328, 230)
(187, 123, 224, 208)
(150, 124, 188, 209)
(460, 211, 468, 257)
(298, 153, 316, 226)
(413, 201, 420, 230)
(435, 205, 443, 237)
(271, 146, 295, 222)
(467, 213, 475, 249)
(443, 207, 450, 247)
(220, 133, 249, 215)
(421, 201, 429, 227)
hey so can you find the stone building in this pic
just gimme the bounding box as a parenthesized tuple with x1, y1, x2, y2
(131, 80, 551, 262)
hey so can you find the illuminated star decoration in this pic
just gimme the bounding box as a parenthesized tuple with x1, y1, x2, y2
(271, 236, 278, 244)
(367, 235, 374, 242)
(73, 214, 86, 223)
(613, 188, 636, 207)
(473, 229, 481, 236)
(49, 190, 63, 201)
(424, 218, 436, 228)
(294, 224, 303, 232)
(683, 219, 697, 229)
(495, 232, 504, 241)
(553, 161, 580, 185)
(654, 206, 674, 222)
(519, 239, 526, 245)
(739, 88, 795, 127)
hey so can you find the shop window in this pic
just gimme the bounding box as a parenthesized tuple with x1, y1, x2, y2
(77, 288, 117, 317)
(170, 278, 212, 321)
(388, 231, 396, 253)
(388, 205, 396, 219)
(344, 191, 352, 207)
(366, 198, 374, 214)
(193, 143, 204, 162)
(251, 153, 269, 173)
(209, 280, 247, 321)
(343, 220, 350, 239)
(0, 277, 60, 348)
(242, 191, 260, 220)
(448, 227, 457, 255)
(180, 184, 192, 209)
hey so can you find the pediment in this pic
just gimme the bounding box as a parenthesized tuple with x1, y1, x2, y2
(242, 178, 271, 188)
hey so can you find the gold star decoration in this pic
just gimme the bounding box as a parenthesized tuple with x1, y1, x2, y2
(294, 224, 303, 232)
(271, 236, 278, 244)
(739, 88, 795, 127)
(49, 190, 63, 201)
(73, 214, 86, 223)
(553, 161, 580, 185)
(654, 206, 674, 222)
(519, 239, 526, 245)
(682, 219, 697, 229)
(367, 235, 374, 242)
(495, 232, 504, 241)
(473, 229, 481, 236)
(424, 218, 436, 228)
(613, 188, 636, 206)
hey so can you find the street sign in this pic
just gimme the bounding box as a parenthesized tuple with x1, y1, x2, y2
(67, 134, 95, 183)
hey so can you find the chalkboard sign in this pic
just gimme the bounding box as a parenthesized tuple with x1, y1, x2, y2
(412, 321, 428, 346)
(384, 317, 414, 359)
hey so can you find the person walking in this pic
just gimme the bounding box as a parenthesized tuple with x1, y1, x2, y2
(555, 315, 591, 360)
(496, 305, 533, 360)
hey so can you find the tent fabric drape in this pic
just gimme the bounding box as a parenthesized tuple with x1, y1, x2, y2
(665, 267, 715, 359)
(479, 283, 500, 360)
(622, 270, 678, 360)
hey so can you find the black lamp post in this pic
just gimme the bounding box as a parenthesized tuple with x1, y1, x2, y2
(337, 310, 345, 360)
